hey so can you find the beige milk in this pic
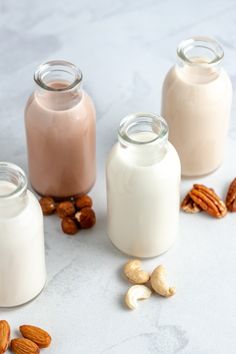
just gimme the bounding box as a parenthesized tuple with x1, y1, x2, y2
(161, 37, 232, 176)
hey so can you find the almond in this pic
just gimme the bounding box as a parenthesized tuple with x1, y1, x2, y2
(20, 325, 51, 348)
(0, 320, 10, 353)
(11, 338, 39, 354)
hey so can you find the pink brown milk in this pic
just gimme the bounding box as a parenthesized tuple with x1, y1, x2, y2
(25, 61, 96, 198)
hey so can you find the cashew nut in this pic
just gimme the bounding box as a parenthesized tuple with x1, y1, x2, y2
(150, 265, 176, 297)
(125, 285, 152, 310)
(123, 259, 150, 284)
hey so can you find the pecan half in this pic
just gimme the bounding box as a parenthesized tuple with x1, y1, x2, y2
(226, 178, 236, 212)
(189, 184, 227, 218)
(181, 193, 202, 213)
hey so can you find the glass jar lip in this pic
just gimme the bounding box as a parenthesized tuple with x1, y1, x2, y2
(34, 60, 83, 92)
(118, 112, 168, 146)
(0, 162, 27, 200)
(177, 36, 224, 66)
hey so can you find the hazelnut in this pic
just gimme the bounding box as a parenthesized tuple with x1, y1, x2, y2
(61, 217, 78, 235)
(75, 207, 96, 229)
(75, 195, 93, 210)
(39, 197, 56, 215)
(57, 201, 75, 218)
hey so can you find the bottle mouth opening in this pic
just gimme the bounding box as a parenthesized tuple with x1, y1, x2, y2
(177, 36, 224, 66)
(118, 112, 168, 146)
(0, 162, 27, 199)
(34, 60, 83, 92)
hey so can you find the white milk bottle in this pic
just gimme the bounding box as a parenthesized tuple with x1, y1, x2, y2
(106, 113, 181, 258)
(0, 162, 46, 307)
(161, 36, 232, 176)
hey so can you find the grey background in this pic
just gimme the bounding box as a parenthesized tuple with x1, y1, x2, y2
(0, 1, 236, 353)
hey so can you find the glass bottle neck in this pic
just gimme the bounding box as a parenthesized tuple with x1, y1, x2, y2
(176, 36, 224, 82)
(34, 60, 83, 111)
(0, 162, 28, 217)
(118, 113, 168, 166)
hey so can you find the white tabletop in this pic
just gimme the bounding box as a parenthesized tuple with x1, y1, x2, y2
(0, 0, 236, 353)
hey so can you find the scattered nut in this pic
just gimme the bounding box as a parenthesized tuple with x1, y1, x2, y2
(181, 193, 202, 213)
(0, 320, 10, 353)
(39, 197, 56, 215)
(226, 178, 236, 212)
(40, 194, 95, 235)
(150, 265, 176, 297)
(57, 201, 75, 218)
(20, 325, 51, 349)
(61, 217, 78, 235)
(123, 259, 150, 284)
(75, 207, 96, 229)
(189, 184, 227, 218)
(125, 285, 152, 310)
(75, 195, 93, 210)
(11, 338, 39, 354)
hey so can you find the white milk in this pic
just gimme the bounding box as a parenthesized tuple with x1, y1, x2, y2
(106, 113, 181, 258)
(161, 37, 232, 176)
(0, 165, 46, 307)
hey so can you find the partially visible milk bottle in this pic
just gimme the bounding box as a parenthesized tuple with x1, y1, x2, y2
(106, 113, 181, 258)
(0, 162, 46, 307)
(161, 36, 232, 176)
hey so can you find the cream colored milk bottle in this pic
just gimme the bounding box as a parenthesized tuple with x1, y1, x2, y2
(0, 162, 46, 307)
(161, 36, 232, 176)
(106, 113, 181, 258)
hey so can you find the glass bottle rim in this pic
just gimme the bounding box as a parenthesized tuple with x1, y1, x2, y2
(118, 112, 168, 146)
(0, 162, 27, 200)
(34, 60, 83, 92)
(177, 36, 224, 66)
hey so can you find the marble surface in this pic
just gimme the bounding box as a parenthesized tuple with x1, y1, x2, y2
(1, 0, 236, 353)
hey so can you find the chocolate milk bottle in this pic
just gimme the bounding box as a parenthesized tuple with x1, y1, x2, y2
(25, 60, 96, 198)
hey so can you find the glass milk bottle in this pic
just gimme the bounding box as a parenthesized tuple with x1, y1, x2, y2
(161, 36, 232, 176)
(106, 113, 181, 258)
(25, 60, 96, 198)
(0, 162, 46, 307)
